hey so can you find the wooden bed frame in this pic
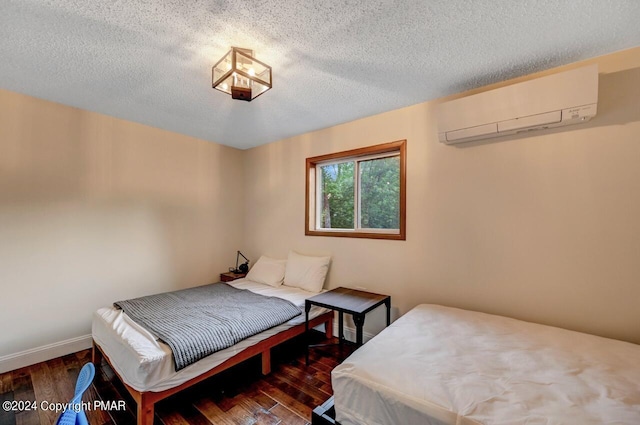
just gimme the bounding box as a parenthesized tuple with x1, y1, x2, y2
(93, 311, 334, 425)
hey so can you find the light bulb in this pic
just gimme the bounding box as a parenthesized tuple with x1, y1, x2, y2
(248, 68, 255, 76)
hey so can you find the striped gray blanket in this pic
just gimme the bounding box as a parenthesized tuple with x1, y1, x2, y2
(114, 283, 301, 371)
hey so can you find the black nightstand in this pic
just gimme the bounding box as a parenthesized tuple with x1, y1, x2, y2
(305, 287, 391, 365)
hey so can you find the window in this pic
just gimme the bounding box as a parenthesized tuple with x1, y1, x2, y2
(305, 140, 406, 240)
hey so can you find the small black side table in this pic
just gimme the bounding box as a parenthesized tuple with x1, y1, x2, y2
(305, 287, 391, 365)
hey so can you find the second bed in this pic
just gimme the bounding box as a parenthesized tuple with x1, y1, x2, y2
(331, 304, 640, 425)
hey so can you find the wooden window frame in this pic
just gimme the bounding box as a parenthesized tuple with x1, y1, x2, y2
(305, 139, 406, 240)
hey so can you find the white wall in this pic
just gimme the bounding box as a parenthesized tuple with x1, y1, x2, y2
(243, 47, 640, 344)
(0, 90, 245, 361)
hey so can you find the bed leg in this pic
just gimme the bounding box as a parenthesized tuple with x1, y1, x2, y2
(92, 341, 102, 366)
(262, 348, 271, 375)
(137, 395, 154, 425)
(325, 315, 334, 339)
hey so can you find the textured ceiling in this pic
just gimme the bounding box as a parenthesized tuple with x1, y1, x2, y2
(1, 1, 640, 149)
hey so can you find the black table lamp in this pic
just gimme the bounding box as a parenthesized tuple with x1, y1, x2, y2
(233, 251, 250, 274)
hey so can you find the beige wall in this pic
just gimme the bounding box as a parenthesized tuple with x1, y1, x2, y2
(1, 47, 638, 363)
(0, 90, 245, 357)
(243, 47, 640, 344)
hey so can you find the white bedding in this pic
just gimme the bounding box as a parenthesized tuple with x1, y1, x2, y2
(92, 279, 328, 392)
(332, 304, 640, 425)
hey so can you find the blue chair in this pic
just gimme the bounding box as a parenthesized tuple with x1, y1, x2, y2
(55, 362, 95, 425)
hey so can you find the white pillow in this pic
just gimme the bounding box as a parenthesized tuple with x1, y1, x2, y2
(284, 251, 331, 293)
(246, 256, 286, 287)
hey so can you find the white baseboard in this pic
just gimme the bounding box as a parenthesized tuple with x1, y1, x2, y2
(332, 319, 375, 343)
(0, 334, 93, 374)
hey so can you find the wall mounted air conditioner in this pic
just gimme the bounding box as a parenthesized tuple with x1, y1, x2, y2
(436, 64, 598, 145)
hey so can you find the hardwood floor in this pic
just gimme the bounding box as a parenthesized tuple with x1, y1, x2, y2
(0, 332, 353, 425)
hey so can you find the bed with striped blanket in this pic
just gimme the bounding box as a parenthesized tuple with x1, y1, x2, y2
(92, 279, 334, 425)
(114, 282, 301, 371)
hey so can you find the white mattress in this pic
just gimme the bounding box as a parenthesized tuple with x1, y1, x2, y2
(92, 279, 328, 392)
(332, 304, 640, 425)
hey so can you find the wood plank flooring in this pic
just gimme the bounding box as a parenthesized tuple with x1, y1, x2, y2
(0, 332, 352, 425)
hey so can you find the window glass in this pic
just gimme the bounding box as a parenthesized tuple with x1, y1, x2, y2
(359, 156, 399, 229)
(319, 162, 354, 229)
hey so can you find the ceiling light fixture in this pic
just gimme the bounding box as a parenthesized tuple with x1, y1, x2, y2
(212, 47, 272, 101)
